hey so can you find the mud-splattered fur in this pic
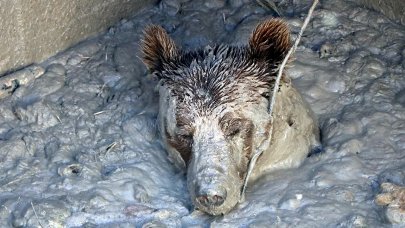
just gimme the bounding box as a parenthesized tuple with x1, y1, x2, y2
(160, 46, 271, 113)
(141, 19, 319, 216)
(249, 18, 291, 63)
(142, 25, 178, 72)
(142, 19, 291, 121)
(161, 47, 266, 162)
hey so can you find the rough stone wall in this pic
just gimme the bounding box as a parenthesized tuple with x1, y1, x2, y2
(0, 0, 156, 76)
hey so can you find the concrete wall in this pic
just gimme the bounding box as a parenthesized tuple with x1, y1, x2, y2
(0, 0, 156, 76)
(1, 0, 403, 76)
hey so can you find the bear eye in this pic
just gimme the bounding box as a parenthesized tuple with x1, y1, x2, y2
(224, 118, 244, 137)
(176, 126, 193, 141)
(261, 91, 270, 99)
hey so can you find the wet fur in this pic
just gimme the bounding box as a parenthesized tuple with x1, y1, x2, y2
(141, 18, 320, 215)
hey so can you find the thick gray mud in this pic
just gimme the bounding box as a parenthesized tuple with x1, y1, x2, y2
(0, 0, 404, 227)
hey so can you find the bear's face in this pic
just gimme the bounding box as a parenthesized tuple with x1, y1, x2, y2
(141, 19, 291, 215)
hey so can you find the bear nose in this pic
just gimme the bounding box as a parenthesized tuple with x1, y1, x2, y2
(196, 186, 227, 207)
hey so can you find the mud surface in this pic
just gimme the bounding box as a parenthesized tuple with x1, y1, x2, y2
(0, 0, 404, 227)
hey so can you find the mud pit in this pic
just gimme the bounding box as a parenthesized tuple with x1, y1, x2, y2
(0, 0, 404, 227)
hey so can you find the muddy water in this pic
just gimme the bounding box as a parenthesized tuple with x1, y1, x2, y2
(0, 0, 404, 227)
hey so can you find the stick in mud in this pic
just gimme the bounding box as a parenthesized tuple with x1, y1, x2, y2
(240, 0, 320, 200)
(30, 201, 44, 228)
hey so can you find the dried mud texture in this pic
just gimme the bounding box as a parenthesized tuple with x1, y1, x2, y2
(0, 0, 404, 227)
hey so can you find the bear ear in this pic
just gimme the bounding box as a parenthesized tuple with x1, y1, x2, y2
(249, 18, 291, 64)
(141, 25, 178, 73)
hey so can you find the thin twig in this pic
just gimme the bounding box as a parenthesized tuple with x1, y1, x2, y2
(76, 54, 91, 60)
(269, 0, 318, 115)
(93, 110, 106, 115)
(105, 142, 117, 153)
(241, 0, 319, 199)
(30, 201, 44, 228)
(105, 46, 109, 61)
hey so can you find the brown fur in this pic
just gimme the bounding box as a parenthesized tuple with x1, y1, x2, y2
(140, 18, 320, 215)
(249, 18, 291, 63)
(142, 25, 178, 72)
(219, 113, 243, 137)
(218, 113, 254, 179)
(141, 17, 294, 184)
(240, 120, 254, 179)
(165, 127, 192, 163)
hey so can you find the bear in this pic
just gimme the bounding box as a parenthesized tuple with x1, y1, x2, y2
(141, 18, 320, 215)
